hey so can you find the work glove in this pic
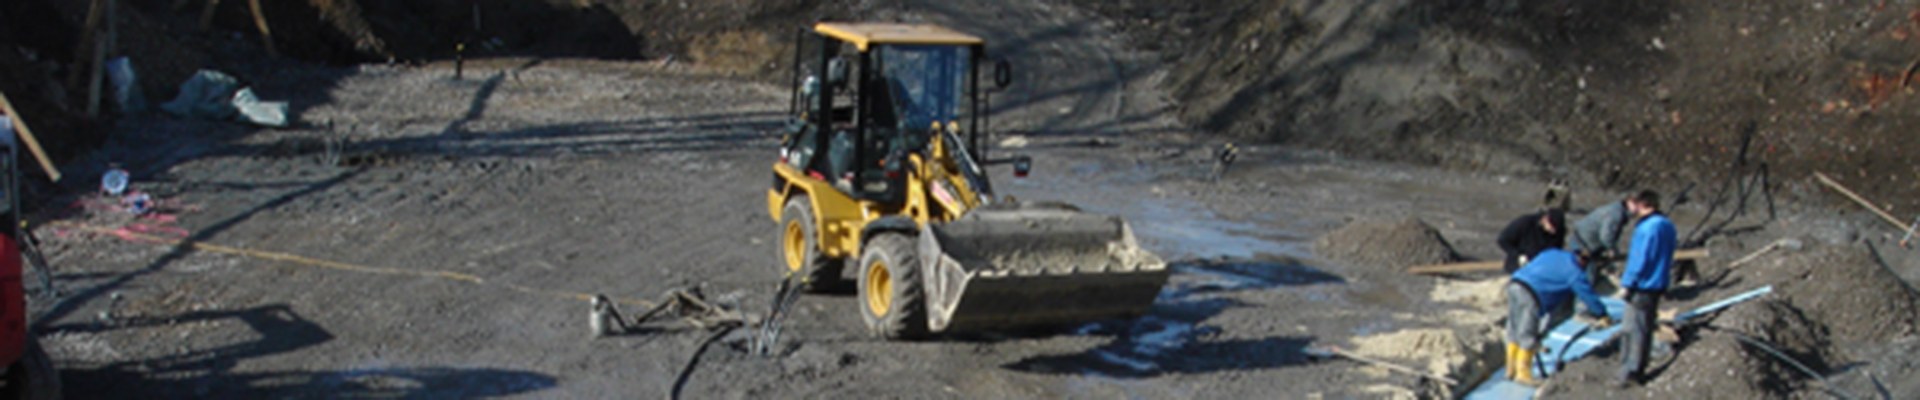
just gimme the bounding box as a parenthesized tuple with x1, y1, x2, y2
(1583, 313, 1613, 329)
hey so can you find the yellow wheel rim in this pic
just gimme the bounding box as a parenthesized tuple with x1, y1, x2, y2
(783, 220, 805, 273)
(866, 260, 892, 316)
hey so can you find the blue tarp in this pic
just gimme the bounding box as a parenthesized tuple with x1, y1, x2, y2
(1464, 286, 1774, 400)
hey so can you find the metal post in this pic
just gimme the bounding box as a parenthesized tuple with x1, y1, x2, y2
(455, 43, 465, 80)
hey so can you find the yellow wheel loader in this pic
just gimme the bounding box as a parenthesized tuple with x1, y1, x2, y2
(767, 23, 1168, 339)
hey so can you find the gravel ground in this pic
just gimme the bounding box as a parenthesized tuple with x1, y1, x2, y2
(18, 0, 1920, 399)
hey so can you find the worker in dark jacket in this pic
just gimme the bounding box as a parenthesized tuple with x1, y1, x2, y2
(1616, 190, 1675, 387)
(1497, 209, 1566, 274)
(1506, 247, 1611, 385)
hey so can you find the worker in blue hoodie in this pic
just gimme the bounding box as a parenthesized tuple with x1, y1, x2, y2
(1506, 247, 1611, 385)
(1616, 190, 1675, 387)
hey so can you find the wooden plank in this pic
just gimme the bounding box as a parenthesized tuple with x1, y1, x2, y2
(199, 0, 223, 30)
(66, 0, 106, 92)
(1309, 346, 1459, 385)
(1408, 248, 1710, 275)
(86, 0, 117, 117)
(246, 0, 277, 57)
(0, 90, 67, 182)
(1406, 260, 1503, 275)
(1813, 171, 1914, 234)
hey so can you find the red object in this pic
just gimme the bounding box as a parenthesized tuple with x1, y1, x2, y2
(0, 232, 24, 366)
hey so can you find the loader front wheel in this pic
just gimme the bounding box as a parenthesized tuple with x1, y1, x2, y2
(780, 196, 841, 292)
(2, 339, 60, 400)
(859, 233, 928, 339)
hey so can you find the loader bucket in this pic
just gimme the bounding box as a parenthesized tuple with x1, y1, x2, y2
(917, 207, 1168, 333)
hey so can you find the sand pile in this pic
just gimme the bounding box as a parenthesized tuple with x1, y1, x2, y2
(1314, 218, 1458, 273)
(1347, 328, 1480, 382)
(1429, 278, 1508, 326)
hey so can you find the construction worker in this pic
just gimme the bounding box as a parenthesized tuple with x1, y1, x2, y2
(1568, 195, 1632, 294)
(1567, 195, 1630, 258)
(1506, 247, 1611, 385)
(1616, 190, 1675, 387)
(1496, 209, 1566, 274)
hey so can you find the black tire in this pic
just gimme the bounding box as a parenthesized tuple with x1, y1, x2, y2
(858, 233, 928, 339)
(3, 339, 59, 400)
(779, 195, 842, 292)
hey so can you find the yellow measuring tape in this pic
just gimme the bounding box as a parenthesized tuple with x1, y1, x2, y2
(50, 221, 657, 308)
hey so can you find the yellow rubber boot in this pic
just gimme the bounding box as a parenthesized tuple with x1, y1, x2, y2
(1513, 348, 1540, 385)
(1504, 343, 1519, 380)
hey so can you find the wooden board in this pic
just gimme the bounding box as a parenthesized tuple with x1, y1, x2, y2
(246, 0, 277, 57)
(66, 0, 105, 91)
(1409, 248, 1709, 275)
(0, 90, 65, 182)
(1813, 171, 1914, 234)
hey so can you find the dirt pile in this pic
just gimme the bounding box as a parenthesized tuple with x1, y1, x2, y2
(1745, 245, 1920, 343)
(1077, 0, 1920, 214)
(1541, 329, 1783, 399)
(1544, 242, 1916, 398)
(1313, 218, 1458, 273)
(216, 0, 861, 64)
(1544, 298, 1841, 398)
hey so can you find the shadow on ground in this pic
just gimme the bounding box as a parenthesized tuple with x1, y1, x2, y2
(1004, 297, 1316, 378)
(49, 304, 555, 399)
(1004, 259, 1340, 377)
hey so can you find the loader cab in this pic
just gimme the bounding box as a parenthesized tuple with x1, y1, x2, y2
(782, 23, 1001, 208)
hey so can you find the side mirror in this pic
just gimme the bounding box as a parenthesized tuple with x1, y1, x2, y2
(993, 60, 1013, 90)
(1013, 156, 1031, 178)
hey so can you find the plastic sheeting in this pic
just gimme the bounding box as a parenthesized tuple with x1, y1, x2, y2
(107, 57, 147, 114)
(160, 69, 289, 127)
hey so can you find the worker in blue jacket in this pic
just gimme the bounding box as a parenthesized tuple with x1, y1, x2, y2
(1506, 247, 1611, 385)
(1616, 190, 1675, 387)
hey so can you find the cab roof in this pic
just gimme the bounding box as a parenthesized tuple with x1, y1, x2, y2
(814, 22, 984, 51)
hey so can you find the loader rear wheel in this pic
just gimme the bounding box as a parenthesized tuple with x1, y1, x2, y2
(859, 233, 928, 339)
(780, 196, 841, 292)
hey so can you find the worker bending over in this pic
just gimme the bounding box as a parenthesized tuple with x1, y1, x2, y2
(1497, 209, 1566, 274)
(1506, 247, 1611, 385)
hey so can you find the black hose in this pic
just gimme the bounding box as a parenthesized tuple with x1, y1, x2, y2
(667, 325, 737, 400)
(1709, 327, 1858, 400)
(754, 275, 809, 356)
